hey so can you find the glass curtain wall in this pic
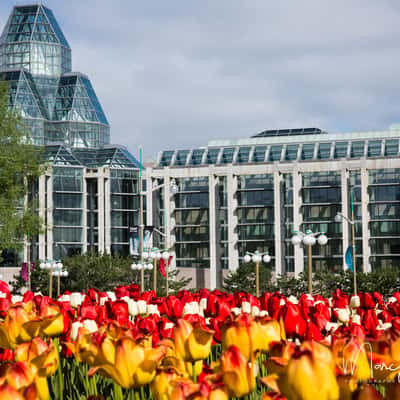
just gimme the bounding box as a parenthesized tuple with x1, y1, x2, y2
(237, 174, 274, 266)
(174, 177, 210, 269)
(52, 166, 83, 258)
(369, 169, 400, 269)
(301, 171, 342, 271)
(110, 169, 139, 256)
(282, 174, 294, 273)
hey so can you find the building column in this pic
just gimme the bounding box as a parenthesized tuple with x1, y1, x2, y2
(341, 169, 350, 271)
(145, 173, 154, 248)
(361, 168, 371, 272)
(208, 174, 220, 289)
(97, 170, 105, 253)
(38, 174, 46, 260)
(273, 171, 283, 276)
(292, 170, 304, 277)
(104, 171, 111, 254)
(46, 172, 53, 260)
(226, 174, 238, 271)
(82, 174, 88, 254)
(164, 174, 176, 270)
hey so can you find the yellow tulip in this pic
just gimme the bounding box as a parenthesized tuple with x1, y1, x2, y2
(282, 349, 339, 400)
(173, 319, 214, 362)
(219, 345, 256, 398)
(222, 314, 276, 360)
(88, 335, 166, 389)
(15, 337, 59, 377)
(332, 336, 371, 381)
(0, 384, 25, 400)
(38, 304, 65, 337)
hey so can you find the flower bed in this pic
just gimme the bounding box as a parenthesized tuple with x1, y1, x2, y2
(0, 281, 399, 399)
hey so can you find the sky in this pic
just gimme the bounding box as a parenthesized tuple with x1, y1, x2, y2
(1, 1, 400, 161)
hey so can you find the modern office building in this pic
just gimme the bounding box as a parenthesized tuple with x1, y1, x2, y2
(0, 4, 141, 273)
(148, 126, 400, 289)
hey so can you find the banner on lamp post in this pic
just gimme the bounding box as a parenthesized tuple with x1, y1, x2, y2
(129, 226, 139, 256)
(143, 226, 154, 249)
(345, 245, 355, 271)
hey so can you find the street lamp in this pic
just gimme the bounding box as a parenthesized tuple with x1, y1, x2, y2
(335, 211, 357, 295)
(243, 250, 271, 297)
(291, 230, 328, 295)
(39, 259, 63, 298)
(51, 261, 68, 297)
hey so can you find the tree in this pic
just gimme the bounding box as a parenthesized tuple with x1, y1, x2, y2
(0, 82, 43, 255)
(11, 252, 192, 296)
(223, 262, 273, 294)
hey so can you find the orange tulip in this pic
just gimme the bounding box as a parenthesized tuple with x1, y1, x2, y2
(332, 336, 371, 382)
(219, 345, 256, 398)
(0, 361, 49, 400)
(222, 314, 279, 360)
(15, 337, 59, 377)
(151, 367, 182, 400)
(88, 335, 166, 389)
(169, 379, 228, 400)
(38, 304, 65, 337)
(173, 319, 214, 362)
(0, 305, 41, 349)
(0, 384, 25, 400)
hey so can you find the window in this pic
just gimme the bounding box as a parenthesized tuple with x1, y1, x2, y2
(174, 150, 189, 166)
(220, 148, 235, 164)
(252, 146, 267, 162)
(368, 140, 382, 157)
(351, 141, 365, 158)
(205, 148, 220, 164)
(285, 145, 298, 161)
(317, 143, 332, 159)
(385, 140, 399, 156)
(236, 147, 251, 163)
(334, 142, 348, 158)
(301, 144, 315, 160)
(269, 145, 283, 161)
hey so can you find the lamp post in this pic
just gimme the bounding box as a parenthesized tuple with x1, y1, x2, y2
(39, 259, 61, 298)
(291, 230, 328, 295)
(243, 250, 271, 297)
(51, 262, 68, 297)
(335, 211, 357, 295)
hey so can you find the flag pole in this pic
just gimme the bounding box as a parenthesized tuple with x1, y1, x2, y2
(351, 190, 357, 295)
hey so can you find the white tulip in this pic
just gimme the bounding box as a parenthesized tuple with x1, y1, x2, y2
(137, 300, 147, 315)
(351, 314, 361, 325)
(241, 301, 251, 314)
(128, 299, 139, 317)
(120, 296, 130, 303)
(388, 296, 397, 304)
(164, 322, 174, 330)
(325, 322, 340, 333)
(350, 295, 360, 309)
(70, 321, 83, 341)
(199, 298, 207, 311)
(58, 294, 71, 302)
(0, 292, 7, 299)
(251, 306, 260, 317)
(231, 307, 241, 316)
(377, 322, 392, 331)
(147, 304, 160, 315)
(70, 292, 84, 308)
(99, 296, 108, 306)
(106, 292, 116, 302)
(279, 298, 286, 306)
(337, 308, 350, 324)
(11, 295, 23, 304)
(83, 319, 98, 333)
(287, 295, 298, 305)
(259, 310, 269, 317)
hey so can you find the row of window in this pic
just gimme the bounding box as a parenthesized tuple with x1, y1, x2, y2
(158, 139, 400, 167)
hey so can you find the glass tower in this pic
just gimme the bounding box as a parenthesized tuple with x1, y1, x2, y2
(0, 4, 110, 148)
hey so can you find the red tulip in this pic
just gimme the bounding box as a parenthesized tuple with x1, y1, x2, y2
(278, 303, 307, 338)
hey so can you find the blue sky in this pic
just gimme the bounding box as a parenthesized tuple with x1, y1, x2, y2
(1, 1, 400, 161)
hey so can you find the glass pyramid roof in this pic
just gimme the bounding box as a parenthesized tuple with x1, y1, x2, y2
(43, 144, 82, 166)
(73, 146, 141, 169)
(53, 73, 108, 124)
(0, 69, 48, 119)
(0, 5, 70, 48)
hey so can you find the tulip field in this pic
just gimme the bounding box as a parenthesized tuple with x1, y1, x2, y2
(1, 282, 400, 399)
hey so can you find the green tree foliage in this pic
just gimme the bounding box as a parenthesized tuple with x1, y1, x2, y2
(0, 82, 43, 253)
(12, 253, 192, 296)
(223, 262, 273, 295)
